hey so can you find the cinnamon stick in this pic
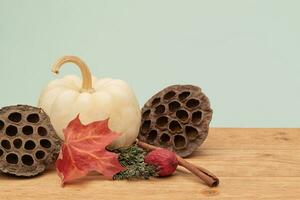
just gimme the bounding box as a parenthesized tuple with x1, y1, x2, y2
(136, 140, 219, 187)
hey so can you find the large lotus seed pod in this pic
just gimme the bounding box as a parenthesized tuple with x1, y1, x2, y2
(0, 105, 61, 177)
(138, 85, 213, 157)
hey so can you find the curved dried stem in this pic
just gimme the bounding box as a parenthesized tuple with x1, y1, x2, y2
(52, 55, 94, 93)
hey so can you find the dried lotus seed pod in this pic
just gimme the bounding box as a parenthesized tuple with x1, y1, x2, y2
(138, 85, 213, 157)
(0, 105, 61, 177)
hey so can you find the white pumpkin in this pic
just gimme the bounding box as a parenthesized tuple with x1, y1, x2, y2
(38, 56, 141, 149)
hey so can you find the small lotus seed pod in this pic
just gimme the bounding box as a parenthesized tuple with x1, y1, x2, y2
(138, 85, 213, 157)
(0, 105, 61, 177)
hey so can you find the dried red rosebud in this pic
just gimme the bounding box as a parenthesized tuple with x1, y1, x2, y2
(144, 148, 178, 177)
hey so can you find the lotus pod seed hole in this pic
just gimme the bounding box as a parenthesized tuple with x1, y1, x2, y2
(6, 125, 18, 136)
(173, 135, 187, 149)
(38, 126, 48, 136)
(0, 120, 4, 130)
(35, 150, 46, 160)
(160, 133, 171, 143)
(21, 155, 34, 166)
(156, 116, 169, 128)
(1, 140, 11, 150)
(155, 104, 166, 115)
(40, 139, 52, 149)
(141, 120, 151, 133)
(169, 101, 181, 112)
(152, 97, 161, 106)
(0, 149, 3, 157)
(8, 112, 22, 123)
(176, 110, 189, 122)
(13, 139, 22, 149)
(169, 120, 182, 133)
(22, 126, 33, 135)
(6, 153, 18, 164)
(24, 140, 36, 150)
(164, 91, 176, 101)
(186, 126, 199, 141)
(192, 111, 203, 124)
(186, 99, 200, 109)
(179, 91, 190, 101)
(142, 110, 151, 118)
(27, 113, 40, 123)
(147, 130, 158, 143)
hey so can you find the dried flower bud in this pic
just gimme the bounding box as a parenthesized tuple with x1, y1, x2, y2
(144, 148, 178, 177)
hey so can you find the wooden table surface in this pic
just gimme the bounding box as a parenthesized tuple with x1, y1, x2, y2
(1, 128, 300, 200)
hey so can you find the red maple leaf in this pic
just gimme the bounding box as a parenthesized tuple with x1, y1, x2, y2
(56, 115, 125, 185)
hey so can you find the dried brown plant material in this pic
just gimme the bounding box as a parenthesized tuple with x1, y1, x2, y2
(139, 85, 213, 157)
(0, 105, 61, 177)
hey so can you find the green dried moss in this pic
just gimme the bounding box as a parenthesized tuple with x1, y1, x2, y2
(113, 145, 157, 180)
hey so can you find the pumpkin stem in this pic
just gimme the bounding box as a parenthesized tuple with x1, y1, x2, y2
(52, 56, 94, 93)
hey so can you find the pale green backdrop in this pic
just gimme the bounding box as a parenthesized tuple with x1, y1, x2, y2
(0, 0, 299, 127)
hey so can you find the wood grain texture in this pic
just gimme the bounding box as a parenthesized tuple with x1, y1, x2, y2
(1, 128, 300, 200)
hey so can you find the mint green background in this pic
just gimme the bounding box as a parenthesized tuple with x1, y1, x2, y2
(0, 0, 299, 127)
